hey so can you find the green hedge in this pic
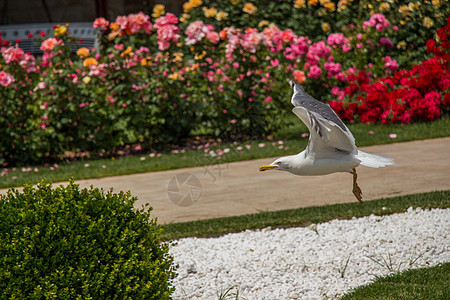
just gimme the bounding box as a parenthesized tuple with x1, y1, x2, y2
(0, 180, 176, 299)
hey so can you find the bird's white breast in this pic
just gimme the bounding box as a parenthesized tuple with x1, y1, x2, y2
(289, 151, 360, 176)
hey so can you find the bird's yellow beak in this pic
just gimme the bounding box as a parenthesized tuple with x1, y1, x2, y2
(259, 165, 277, 171)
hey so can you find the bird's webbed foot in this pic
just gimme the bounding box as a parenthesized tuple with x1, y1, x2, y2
(352, 168, 363, 203)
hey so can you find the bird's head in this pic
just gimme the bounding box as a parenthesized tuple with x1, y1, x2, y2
(259, 156, 293, 172)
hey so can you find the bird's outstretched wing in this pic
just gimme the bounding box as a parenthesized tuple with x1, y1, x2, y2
(290, 83, 357, 157)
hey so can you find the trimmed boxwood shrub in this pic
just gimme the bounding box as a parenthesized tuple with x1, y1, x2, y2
(0, 179, 176, 299)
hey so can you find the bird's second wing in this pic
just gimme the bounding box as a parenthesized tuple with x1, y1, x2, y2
(290, 83, 357, 156)
(293, 106, 357, 157)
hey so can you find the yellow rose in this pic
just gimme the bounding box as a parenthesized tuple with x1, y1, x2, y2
(337, 1, 347, 11)
(180, 13, 190, 23)
(152, 4, 165, 18)
(294, 0, 305, 9)
(258, 20, 269, 27)
(121, 46, 132, 57)
(396, 41, 407, 49)
(243, 3, 257, 15)
(216, 11, 229, 21)
(203, 7, 217, 18)
(194, 51, 207, 60)
(423, 17, 434, 29)
(82, 76, 91, 84)
(338, 3, 347, 11)
(173, 52, 184, 62)
(140, 58, 148, 66)
(76, 47, 90, 57)
(190, 0, 202, 7)
(432, 0, 440, 7)
(317, 8, 327, 16)
(83, 57, 98, 67)
(379, 2, 390, 11)
(321, 22, 331, 32)
(324, 2, 335, 11)
(398, 5, 410, 16)
(168, 72, 181, 80)
(408, 2, 419, 11)
(308, 0, 319, 5)
(183, 2, 194, 12)
(55, 25, 67, 36)
(108, 31, 120, 40)
(230, 0, 241, 5)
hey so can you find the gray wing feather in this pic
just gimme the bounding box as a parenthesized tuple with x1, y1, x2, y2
(291, 83, 348, 132)
(290, 83, 357, 155)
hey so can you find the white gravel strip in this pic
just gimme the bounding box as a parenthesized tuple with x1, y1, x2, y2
(169, 207, 449, 299)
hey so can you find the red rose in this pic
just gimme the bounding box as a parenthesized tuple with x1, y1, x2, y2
(426, 39, 436, 53)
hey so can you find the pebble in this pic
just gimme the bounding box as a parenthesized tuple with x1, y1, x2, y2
(169, 208, 449, 299)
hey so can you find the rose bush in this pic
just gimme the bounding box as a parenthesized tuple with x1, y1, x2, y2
(0, 10, 448, 166)
(179, 0, 449, 66)
(329, 17, 450, 124)
(0, 36, 44, 166)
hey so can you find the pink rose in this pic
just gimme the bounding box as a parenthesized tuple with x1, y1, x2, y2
(127, 12, 152, 34)
(2, 46, 24, 64)
(206, 31, 220, 44)
(40, 38, 63, 52)
(308, 65, 322, 79)
(157, 25, 180, 51)
(0, 71, 15, 87)
(115, 16, 128, 30)
(185, 20, 208, 45)
(93, 17, 110, 30)
(241, 31, 262, 53)
(154, 13, 179, 29)
(382, 56, 398, 73)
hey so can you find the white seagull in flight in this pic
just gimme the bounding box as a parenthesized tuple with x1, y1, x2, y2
(259, 82, 394, 203)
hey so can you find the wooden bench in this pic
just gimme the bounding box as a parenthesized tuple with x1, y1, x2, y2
(0, 22, 97, 54)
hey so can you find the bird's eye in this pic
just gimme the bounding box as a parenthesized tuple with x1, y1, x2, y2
(277, 161, 282, 165)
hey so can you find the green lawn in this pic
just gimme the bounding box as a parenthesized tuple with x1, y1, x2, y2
(341, 263, 450, 300)
(2, 116, 449, 189)
(160, 190, 450, 240)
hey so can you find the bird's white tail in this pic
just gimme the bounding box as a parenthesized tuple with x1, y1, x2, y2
(356, 150, 394, 168)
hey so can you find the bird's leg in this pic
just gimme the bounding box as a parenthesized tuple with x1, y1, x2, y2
(352, 168, 363, 203)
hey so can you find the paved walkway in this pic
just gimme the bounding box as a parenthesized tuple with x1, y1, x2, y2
(2, 137, 449, 223)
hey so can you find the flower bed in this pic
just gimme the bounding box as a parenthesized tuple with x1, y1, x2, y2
(330, 19, 450, 123)
(180, 0, 449, 66)
(0, 8, 448, 166)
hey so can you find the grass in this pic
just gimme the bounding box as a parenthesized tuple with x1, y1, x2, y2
(160, 190, 450, 241)
(341, 262, 450, 300)
(164, 190, 449, 299)
(2, 116, 449, 189)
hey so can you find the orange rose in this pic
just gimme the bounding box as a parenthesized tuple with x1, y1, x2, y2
(293, 70, 306, 84)
(83, 57, 98, 67)
(76, 47, 90, 57)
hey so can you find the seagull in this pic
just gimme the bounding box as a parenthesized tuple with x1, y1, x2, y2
(259, 82, 394, 203)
